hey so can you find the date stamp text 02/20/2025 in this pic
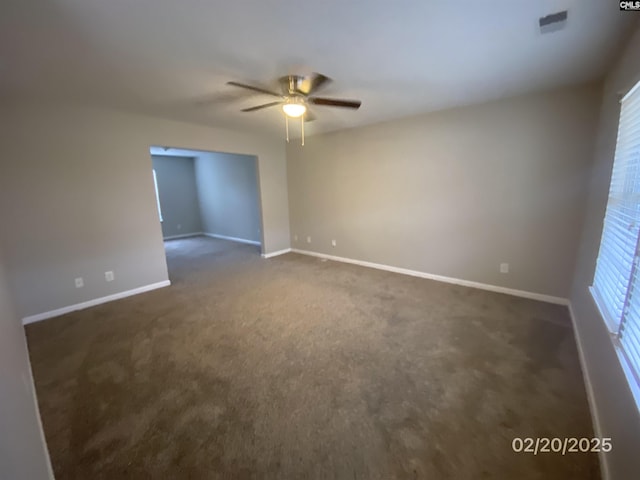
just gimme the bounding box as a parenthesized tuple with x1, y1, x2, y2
(512, 437, 612, 455)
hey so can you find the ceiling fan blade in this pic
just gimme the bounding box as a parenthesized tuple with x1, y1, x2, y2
(227, 81, 282, 97)
(241, 101, 283, 112)
(310, 97, 361, 109)
(301, 73, 332, 95)
(192, 91, 247, 107)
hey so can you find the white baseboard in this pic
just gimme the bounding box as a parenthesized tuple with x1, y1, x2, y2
(567, 303, 608, 480)
(163, 232, 203, 240)
(261, 248, 292, 259)
(291, 249, 569, 305)
(21, 280, 171, 325)
(203, 232, 261, 246)
(21, 332, 55, 479)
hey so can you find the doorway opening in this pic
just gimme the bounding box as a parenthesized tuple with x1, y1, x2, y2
(149, 146, 263, 269)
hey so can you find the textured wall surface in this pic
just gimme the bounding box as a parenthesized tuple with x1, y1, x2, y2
(152, 155, 203, 238)
(0, 105, 289, 318)
(0, 252, 53, 479)
(196, 152, 261, 243)
(288, 85, 601, 298)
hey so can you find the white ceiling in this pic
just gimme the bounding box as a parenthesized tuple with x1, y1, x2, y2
(0, 1, 636, 136)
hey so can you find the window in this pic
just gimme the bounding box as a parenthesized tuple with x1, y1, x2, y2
(152, 169, 163, 222)
(591, 79, 640, 400)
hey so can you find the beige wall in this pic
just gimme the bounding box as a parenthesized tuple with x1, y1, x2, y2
(287, 84, 601, 298)
(570, 26, 640, 479)
(151, 155, 203, 238)
(195, 152, 261, 243)
(0, 251, 53, 479)
(0, 105, 290, 319)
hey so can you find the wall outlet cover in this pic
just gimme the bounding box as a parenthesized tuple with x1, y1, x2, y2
(75, 277, 84, 288)
(105, 271, 115, 282)
(500, 263, 509, 273)
(306, 236, 311, 243)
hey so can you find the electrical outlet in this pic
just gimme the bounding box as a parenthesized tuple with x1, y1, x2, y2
(331, 239, 337, 247)
(75, 277, 84, 288)
(177, 224, 182, 230)
(105, 271, 114, 282)
(294, 234, 298, 242)
(306, 236, 311, 244)
(500, 263, 509, 273)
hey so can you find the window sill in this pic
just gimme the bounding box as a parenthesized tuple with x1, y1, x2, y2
(589, 286, 640, 413)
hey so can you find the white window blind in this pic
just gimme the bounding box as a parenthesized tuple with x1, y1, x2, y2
(592, 79, 640, 390)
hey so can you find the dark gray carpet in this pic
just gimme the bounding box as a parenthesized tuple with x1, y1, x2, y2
(26, 236, 599, 479)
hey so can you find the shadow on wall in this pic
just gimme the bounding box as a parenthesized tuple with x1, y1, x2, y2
(150, 146, 263, 247)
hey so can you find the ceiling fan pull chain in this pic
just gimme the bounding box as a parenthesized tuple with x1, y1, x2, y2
(301, 116, 304, 146)
(285, 115, 289, 143)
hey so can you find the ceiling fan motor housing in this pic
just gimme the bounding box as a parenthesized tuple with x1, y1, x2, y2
(280, 75, 315, 96)
(284, 95, 306, 105)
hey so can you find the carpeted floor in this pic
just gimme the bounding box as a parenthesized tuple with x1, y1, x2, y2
(26, 236, 599, 479)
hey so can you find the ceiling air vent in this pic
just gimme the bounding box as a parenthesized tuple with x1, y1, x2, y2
(539, 10, 568, 34)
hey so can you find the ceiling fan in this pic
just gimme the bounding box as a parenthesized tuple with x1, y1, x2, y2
(226, 73, 361, 145)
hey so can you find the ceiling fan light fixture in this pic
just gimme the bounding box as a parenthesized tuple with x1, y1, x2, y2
(227, 73, 362, 146)
(282, 102, 307, 118)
